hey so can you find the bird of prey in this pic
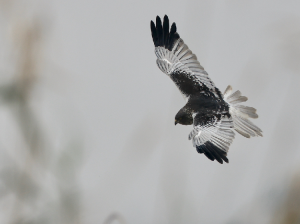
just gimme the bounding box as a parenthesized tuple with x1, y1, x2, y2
(150, 15, 262, 164)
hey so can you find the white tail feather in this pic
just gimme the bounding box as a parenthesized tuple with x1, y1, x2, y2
(224, 85, 263, 138)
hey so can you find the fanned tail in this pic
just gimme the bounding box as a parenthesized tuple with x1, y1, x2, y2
(223, 85, 263, 138)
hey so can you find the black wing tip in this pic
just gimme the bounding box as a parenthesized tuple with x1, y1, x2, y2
(170, 22, 177, 32)
(163, 15, 169, 22)
(156, 16, 162, 25)
(150, 15, 180, 50)
(150, 21, 155, 31)
(196, 143, 229, 164)
(156, 15, 169, 21)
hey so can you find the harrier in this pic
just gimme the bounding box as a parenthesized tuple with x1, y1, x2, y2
(150, 15, 262, 164)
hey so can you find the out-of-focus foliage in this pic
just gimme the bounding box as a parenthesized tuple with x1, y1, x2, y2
(0, 1, 82, 223)
(271, 173, 300, 224)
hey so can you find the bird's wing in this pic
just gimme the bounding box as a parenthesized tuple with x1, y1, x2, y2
(188, 113, 235, 164)
(151, 15, 222, 100)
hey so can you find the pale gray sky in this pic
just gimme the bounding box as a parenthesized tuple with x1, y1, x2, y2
(0, 0, 300, 223)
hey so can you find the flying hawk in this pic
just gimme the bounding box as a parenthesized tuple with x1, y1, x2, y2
(150, 15, 262, 164)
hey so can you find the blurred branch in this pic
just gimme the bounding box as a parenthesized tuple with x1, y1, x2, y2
(103, 213, 127, 224)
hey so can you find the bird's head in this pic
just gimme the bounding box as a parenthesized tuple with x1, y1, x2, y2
(175, 109, 193, 126)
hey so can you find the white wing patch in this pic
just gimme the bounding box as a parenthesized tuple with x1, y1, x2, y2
(188, 116, 235, 153)
(155, 38, 216, 91)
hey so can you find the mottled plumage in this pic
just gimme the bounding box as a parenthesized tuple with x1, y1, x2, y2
(150, 15, 262, 164)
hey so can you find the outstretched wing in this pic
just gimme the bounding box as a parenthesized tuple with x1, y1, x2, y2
(150, 15, 222, 100)
(188, 113, 235, 164)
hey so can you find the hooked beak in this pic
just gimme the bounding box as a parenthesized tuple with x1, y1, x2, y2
(175, 121, 178, 125)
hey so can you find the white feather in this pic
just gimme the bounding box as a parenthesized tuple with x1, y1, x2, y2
(224, 85, 263, 137)
(189, 117, 235, 153)
(154, 38, 216, 93)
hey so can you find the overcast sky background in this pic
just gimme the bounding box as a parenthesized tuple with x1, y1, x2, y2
(0, 0, 300, 224)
